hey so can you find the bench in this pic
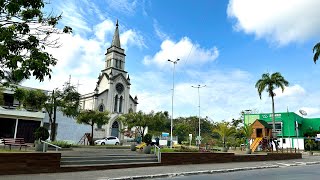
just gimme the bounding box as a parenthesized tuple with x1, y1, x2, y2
(2, 138, 28, 150)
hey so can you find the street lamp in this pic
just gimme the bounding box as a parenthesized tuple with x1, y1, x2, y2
(168, 58, 180, 148)
(191, 84, 206, 147)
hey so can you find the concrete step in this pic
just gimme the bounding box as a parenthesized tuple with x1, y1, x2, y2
(60, 161, 160, 168)
(61, 157, 158, 165)
(61, 155, 157, 161)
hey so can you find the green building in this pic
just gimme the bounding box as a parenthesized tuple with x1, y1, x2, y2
(244, 112, 320, 150)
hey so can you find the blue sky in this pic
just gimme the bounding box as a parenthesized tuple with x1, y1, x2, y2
(23, 0, 320, 121)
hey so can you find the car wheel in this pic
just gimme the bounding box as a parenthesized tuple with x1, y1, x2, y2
(115, 142, 119, 145)
(101, 142, 105, 145)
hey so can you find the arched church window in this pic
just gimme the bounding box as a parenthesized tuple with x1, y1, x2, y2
(119, 96, 123, 113)
(99, 104, 104, 112)
(114, 95, 118, 112)
(115, 59, 119, 68)
(129, 108, 133, 113)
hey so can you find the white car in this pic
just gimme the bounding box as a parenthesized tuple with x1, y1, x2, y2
(94, 136, 120, 145)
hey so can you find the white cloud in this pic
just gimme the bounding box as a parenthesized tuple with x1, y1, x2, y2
(120, 30, 146, 49)
(94, 20, 115, 41)
(22, 18, 145, 95)
(153, 20, 169, 40)
(105, 0, 138, 15)
(143, 37, 219, 68)
(227, 0, 320, 45)
(58, 1, 92, 34)
(274, 84, 306, 98)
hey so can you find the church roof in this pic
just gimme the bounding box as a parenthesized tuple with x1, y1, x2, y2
(130, 95, 138, 104)
(111, 20, 121, 48)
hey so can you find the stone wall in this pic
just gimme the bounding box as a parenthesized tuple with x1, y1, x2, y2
(0, 153, 60, 175)
(161, 152, 302, 165)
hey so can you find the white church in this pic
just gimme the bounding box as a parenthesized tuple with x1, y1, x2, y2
(0, 21, 138, 144)
(80, 20, 138, 140)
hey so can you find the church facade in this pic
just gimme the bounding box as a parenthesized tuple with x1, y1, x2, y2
(80, 21, 138, 140)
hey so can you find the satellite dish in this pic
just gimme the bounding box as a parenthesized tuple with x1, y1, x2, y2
(299, 110, 307, 116)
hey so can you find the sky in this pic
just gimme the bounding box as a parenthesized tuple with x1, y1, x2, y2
(22, 0, 320, 122)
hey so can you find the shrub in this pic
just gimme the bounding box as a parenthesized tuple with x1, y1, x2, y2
(143, 134, 152, 145)
(34, 127, 49, 141)
(174, 146, 199, 152)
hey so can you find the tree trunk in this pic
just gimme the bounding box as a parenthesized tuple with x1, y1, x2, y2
(271, 95, 276, 132)
(50, 100, 57, 141)
(91, 123, 94, 145)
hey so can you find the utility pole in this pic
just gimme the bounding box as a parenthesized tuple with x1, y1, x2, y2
(191, 84, 206, 147)
(168, 59, 180, 148)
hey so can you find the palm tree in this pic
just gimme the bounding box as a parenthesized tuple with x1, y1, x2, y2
(255, 72, 289, 133)
(313, 42, 320, 63)
(212, 122, 236, 149)
(241, 124, 253, 149)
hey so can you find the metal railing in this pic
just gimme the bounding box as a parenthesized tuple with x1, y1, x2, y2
(154, 145, 161, 163)
(41, 140, 62, 152)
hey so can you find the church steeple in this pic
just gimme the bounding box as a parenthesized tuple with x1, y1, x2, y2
(111, 19, 121, 48)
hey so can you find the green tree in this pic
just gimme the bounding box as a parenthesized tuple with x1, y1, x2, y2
(0, 0, 72, 84)
(76, 110, 110, 145)
(45, 84, 80, 141)
(241, 124, 253, 149)
(119, 110, 166, 140)
(147, 111, 169, 136)
(0, 86, 4, 105)
(14, 88, 47, 110)
(255, 72, 289, 132)
(212, 122, 236, 148)
(313, 42, 320, 63)
(173, 122, 192, 144)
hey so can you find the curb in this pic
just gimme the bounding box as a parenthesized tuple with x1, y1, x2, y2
(108, 165, 280, 180)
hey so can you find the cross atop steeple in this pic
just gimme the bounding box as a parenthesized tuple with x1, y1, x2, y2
(111, 19, 121, 48)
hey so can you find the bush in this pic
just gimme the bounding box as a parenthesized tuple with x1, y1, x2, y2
(174, 146, 199, 152)
(34, 127, 49, 141)
(143, 134, 152, 145)
(51, 141, 72, 148)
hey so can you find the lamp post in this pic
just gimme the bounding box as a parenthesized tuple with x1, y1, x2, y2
(191, 84, 206, 147)
(168, 58, 180, 148)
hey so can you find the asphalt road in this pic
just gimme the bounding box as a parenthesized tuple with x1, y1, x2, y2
(159, 164, 320, 180)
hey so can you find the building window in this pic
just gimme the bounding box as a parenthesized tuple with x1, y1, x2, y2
(119, 61, 122, 69)
(97, 123, 103, 129)
(282, 139, 286, 144)
(99, 104, 104, 112)
(115, 60, 118, 68)
(129, 108, 133, 113)
(119, 96, 123, 113)
(114, 95, 118, 112)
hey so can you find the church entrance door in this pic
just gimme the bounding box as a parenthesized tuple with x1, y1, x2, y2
(111, 121, 119, 138)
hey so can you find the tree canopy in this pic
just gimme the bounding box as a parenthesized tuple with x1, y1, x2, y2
(255, 72, 288, 131)
(76, 110, 110, 145)
(313, 42, 320, 64)
(0, 0, 72, 83)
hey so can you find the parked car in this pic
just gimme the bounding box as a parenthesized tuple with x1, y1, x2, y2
(94, 136, 120, 145)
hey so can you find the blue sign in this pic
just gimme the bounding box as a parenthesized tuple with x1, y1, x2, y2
(162, 132, 169, 137)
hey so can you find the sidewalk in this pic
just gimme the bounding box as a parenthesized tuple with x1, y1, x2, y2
(1, 155, 319, 180)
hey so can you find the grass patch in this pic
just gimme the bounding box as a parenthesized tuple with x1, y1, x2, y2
(0, 148, 29, 153)
(51, 141, 72, 148)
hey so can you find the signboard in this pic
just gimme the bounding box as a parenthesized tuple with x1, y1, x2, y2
(316, 134, 320, 141)
(196, 136, 202, 141)
(162, 132, 169, 137)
